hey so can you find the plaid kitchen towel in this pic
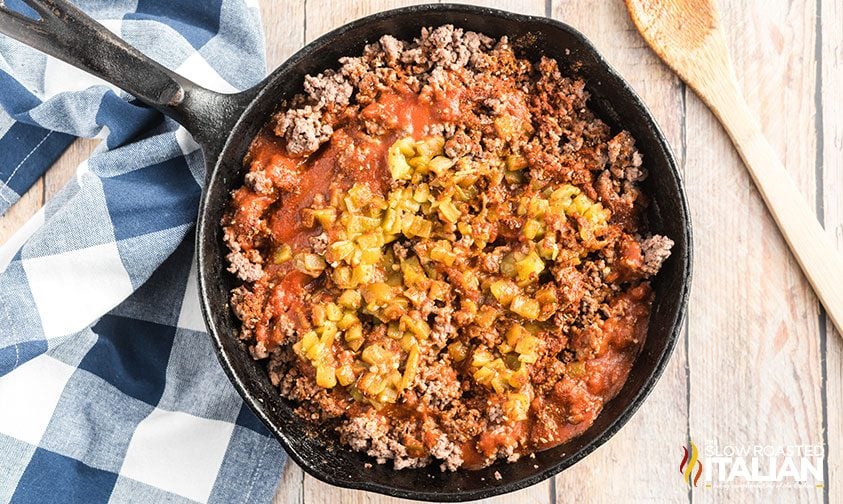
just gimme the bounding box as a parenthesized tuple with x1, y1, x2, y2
(0, 0, 287, 502)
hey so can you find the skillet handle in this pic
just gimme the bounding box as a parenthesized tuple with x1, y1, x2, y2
(0, 0, 253, 159)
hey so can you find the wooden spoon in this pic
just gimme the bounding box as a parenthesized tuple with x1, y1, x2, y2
(625, 0, 843, 334)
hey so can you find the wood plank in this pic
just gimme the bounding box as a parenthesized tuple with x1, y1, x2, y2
(460, 3, 551, 504)
(446, 0, 547, 17)
(548, 1, 689, 502)
(43, 139, 97, 199)
(820, 0, 842, 499)
(257, 1, 308, 502)
(0, 2, 833, 503)
(273, 460, 305, 504)
(0, 177, 42, 246)
(300, 1, 551, 503)
(440, 7, 551, 504)
(0, 0, 305, 248)
(0, 137, 99, 246)
(684, 0, 824, 501)
(304, 0, 432, 42)
(261, 1, 307, 70)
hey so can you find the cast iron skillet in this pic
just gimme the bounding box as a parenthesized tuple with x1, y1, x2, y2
(0, 1, 692, 500)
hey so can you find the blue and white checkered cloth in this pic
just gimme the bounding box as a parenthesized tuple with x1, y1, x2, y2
(0, 1, 288, 502)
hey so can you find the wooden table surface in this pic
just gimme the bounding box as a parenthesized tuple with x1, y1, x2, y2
(1, 0, 839, 502)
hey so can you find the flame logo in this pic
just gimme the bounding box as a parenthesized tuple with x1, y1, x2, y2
(679, 441, 703, 487)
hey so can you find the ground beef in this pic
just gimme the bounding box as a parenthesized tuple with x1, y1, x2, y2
(308, 233, 328, 256)
(229, 285, 261, 331)
(250, 341, 270, 360)
(607, 131, 645, 182)
(430, 305, 456, 346)
(640, 235, 674, 276)
(225, 250, 263, 282)
(274, 105, 333, 155)
(412, 25, 494, 71)
(429, 433, 464, 472)
(488, 404, 504, 424)
(443, 130, 472, 158)
(304, 71, 354, 109)
(338, 411, 428, 470)
(244, 171, 273, 195)
(379, 35, 404, 66)
(224, 25, 672, 472)
(416, 363, 461, 409)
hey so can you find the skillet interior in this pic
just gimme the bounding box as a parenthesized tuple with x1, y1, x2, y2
(197, 4, 692, 501)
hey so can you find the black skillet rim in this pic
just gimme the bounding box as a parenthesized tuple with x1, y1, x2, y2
(197, 3, 693, 501)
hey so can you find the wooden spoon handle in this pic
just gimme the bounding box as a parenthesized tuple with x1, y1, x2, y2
(708, 80, 843, 332)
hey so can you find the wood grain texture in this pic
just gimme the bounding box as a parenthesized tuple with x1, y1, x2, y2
(0, 0, 838, 502)
(298, 2, 553, 503)
(260, 3, 308, 503)
(0, 176, 41, 245)
(550, 1, 689, 502)
(628, 0, 843, 334)
(301, 5, 429, 503)
(0, 138, 96, 244)
(820, 0, 842, 495)
(261, 1, 306, 69)
(684, 0, 824, 502)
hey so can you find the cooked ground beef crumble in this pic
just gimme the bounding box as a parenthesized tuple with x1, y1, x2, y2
(223, 25, 673, 471)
